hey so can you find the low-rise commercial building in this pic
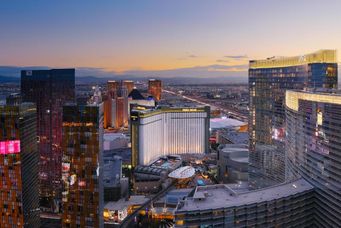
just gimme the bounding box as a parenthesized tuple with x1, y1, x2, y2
(217, 144, 248, 184)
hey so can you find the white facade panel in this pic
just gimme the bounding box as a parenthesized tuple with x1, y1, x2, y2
(138, 111, 208, 165)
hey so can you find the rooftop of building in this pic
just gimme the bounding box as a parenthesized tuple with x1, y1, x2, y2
(218, 129, 248, 144)
(131, 105, 209, 118)
(175, 178, 313, 212)
(219, 144, 249, 163)
(210, 117, 245, 129)
(103, 148, 131, 162)
(149, 155, 182, 170)
(134, 165, 167, 176)
(249, 49, 336, 69)
(168, 166, 196, 179)
(103, 132, 128, 141)
(286, 89, 341, 111)
(104, 195, 149, 211)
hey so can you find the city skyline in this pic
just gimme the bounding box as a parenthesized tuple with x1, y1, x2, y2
(2, 0, 341, 78)
(1, 1, 341, 227)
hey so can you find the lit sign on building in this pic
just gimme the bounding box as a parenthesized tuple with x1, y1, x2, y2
(182, 108, 198, 112)
(0, 140, 20, 155)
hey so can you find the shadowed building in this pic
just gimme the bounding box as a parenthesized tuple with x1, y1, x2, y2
(21, 69, 75, 211)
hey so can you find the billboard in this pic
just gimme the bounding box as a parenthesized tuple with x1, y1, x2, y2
(0, 140, 20, 155)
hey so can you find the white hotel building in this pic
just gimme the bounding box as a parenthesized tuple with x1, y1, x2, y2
(131, 106, 210, 167)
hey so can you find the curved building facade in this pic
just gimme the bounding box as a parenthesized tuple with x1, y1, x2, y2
(249, 50, 338, 188)
(131, 107, 210, 167)
(286, 89, 341, 227)
(174, 179, 315, 227)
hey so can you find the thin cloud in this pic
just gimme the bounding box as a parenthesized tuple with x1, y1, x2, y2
(216, 59, 230, 63)
(224, 55, 248, 59)
(188, 54, 198, 58)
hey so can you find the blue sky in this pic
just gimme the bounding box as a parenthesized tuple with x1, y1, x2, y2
(1, 0, 341, 78)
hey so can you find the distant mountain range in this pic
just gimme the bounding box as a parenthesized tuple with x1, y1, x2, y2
(0, 74, 248, 85)
(0, 65, 249, 85)
(0, 75, 20, 83)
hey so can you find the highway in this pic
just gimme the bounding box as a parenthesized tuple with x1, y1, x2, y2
(162, 89, 248, 122)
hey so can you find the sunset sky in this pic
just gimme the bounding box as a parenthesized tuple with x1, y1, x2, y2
(1, 0, 341, 77)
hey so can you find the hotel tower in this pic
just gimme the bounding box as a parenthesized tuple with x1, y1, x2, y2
(248, 50, 337, 188)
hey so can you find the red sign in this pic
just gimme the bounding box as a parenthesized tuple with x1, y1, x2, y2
(0, 140, 21, 155)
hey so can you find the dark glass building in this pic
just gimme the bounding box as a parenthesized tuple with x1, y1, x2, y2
(61, 103, 104, 227)
(21, 69, 75, 211)
(286, 89, 341, 227)
(249, 50, 337, 189)
(0, 103, 40, 227)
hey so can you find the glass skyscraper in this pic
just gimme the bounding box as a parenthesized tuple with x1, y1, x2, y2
(62, 103, 104, 228)
(249, 50, 337, 188)
(286, 89, 341, 227)
(0, 103, 40, 227)
(21, 69, 75, 211)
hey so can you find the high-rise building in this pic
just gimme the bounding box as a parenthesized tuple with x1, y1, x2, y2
(122, 80, 134, 95)
(107, 81, 119, 99)
(171, 88, 341, 227)
(61, 103, 104, 228)
(106, 80, 134, 129)
(103, 94, 113, 129)
(249, 50, 337, 188)
(21, 69, 75, 209)
(285, 89, 341, 226)
(131, 106, 210, 167)
(148, 79, 162, 101)
(0, 103, 40, 227)
(6, 93, 22, 105)
(115, 97, 125, 128)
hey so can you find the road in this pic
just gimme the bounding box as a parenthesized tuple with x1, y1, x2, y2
(119, 181, 175, 228)
(163, 89, 248, 122)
